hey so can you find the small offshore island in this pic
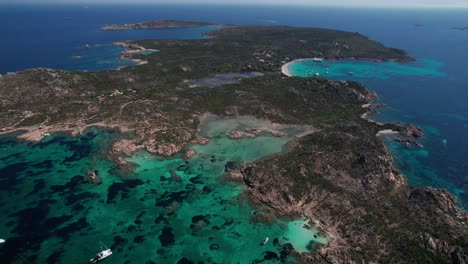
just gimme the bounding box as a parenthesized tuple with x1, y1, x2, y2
(101, 19, 216, 31)
(0, 21, 467, 263)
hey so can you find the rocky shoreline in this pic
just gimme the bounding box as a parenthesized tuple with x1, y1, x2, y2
(113, 42, 158, 69)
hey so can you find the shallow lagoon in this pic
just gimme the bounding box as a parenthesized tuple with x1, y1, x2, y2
(0, 117, 325, 263)
(288, 58, 445, 80)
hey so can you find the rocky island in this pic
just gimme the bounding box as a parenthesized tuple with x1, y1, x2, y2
(0, 22, 466, 263)
(101, 19, 215, 31)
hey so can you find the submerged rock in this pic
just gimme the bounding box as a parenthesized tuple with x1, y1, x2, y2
(227, 171, 244, 182)
(228, 130, 255, 139)
(264, 251, 279, 260)
(86, 170, 102, 184)
(183, 149, 196, 159)
(176, 163, 190, 172)
(401, 124, 424, 138)
(176, 257, 194, 264)
(224, 160, 242, 172)
(145, 142, 181, 157)
(209, 243, 220, 251)
(189, 174, 204, 184)
(107, 179, 144, 203)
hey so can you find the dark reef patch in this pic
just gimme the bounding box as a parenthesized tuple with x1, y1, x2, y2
(176, 163, 190, 172)
(107, 179, 145, 203)
(209, 243, 220, 250)
(46, 248, 64, 264)
(189, 174, 204, 184)
(176, 257, 195, 264)
(158, 227, 175, 247)
(134, 235, 145, 243)
(61, 138, 94, 164)
(50, 175, 85, 192)
(35, 159, 53, 169)
(65, 191, 99, 206)
(154, 214, 168, 225)
(224, 160, 241, 172)
(44, 215, 73, 230)
(111, 235, 129, 252)
(264, 251, 279, 260)
(306, 240, 317, 251)
(0, 162, 30, 190)
(192, 214, 211, 224)
(135, 211, 146, 225)
(27, 178, 46, 196)
(280, 243, 294, 262)
(11, 200, 50, 236)
(55, 217, 90, 240)
(185, 183, 196, 192)
(155, 190, 189, 207)
(202, 185, 212, 194)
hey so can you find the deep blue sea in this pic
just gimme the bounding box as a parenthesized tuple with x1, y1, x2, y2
(0, 3, 467, 208)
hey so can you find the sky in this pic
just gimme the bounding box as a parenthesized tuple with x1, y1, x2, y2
(2, 0, 468, 8)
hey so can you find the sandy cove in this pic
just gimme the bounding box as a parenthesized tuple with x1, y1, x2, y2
(281, 58, 321, 77)
(1, 121, 132, 144)
(281, 61, 294, 77)
(114, 41, 157, 69)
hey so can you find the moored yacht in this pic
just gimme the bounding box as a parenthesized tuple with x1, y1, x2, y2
(89, 242, 112, 263)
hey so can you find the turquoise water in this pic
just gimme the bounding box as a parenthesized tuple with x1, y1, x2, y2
(382, 136, 466, 198)
(288, 57, 467, 209)
(64, 44, 140, 71)
(63, 46, 159, 72)
(0, 118, 326, 263)
(139, 49, 158, 56)
(288, 58, 445, 80)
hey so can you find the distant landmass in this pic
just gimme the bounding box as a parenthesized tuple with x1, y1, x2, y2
(101, 19, 216, 31)
(453, 27, 468, 31)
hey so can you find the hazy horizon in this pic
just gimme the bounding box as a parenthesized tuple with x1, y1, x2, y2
(2, 0, 468, 9)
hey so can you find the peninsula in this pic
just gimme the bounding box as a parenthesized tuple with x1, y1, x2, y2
(0, 22, 466, 263)
(101, 19, 215, 31)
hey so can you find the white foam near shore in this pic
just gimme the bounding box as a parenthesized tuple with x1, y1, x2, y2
(376, 129, 398, 137)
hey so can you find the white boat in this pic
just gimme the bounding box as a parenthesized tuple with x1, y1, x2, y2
(89, 242, 112, 263)
(261, 237, 269, 245)
(0, 238, 5, 244)
(314, 72, 320, 76)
